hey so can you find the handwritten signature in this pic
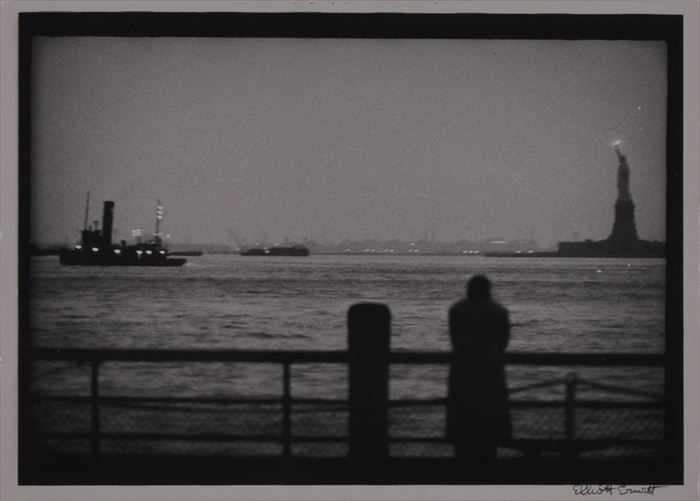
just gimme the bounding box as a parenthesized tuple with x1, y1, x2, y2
(572, 485, 667, 496)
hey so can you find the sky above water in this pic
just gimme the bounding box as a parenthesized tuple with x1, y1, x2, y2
(31, 37, 667, 247)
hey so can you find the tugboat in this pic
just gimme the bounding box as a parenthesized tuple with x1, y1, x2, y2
(59, 195, 186, 266)
(240, 244, 310, 256)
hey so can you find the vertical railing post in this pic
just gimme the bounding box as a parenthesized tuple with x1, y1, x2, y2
(90, 360, 101, 461)
(564, 372, 578, 461)
(348, 303, 390, 464)
(282, 362, 292, 458)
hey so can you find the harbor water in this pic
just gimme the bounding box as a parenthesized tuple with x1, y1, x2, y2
(30, 254, 666, 456)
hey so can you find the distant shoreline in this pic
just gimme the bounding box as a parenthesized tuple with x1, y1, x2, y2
(31, 249, 667, 259)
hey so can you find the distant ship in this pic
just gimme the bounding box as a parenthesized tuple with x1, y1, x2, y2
(240, 244, 310, 257)
(484, 250, 559, 258)
(59, 195, 186, 267)
(169, 250, 204, 257)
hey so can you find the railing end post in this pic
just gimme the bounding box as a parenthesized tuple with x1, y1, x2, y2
(348, 302, 391, 464)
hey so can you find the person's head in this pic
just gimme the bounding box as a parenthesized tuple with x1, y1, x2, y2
(466, 275, 492, 302)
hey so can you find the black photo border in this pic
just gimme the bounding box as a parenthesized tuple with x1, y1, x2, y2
(17, 11, 684, 486)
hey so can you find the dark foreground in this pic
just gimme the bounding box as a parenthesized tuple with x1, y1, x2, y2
(24, 454, 674, 485)
(21, 304, 679, 485)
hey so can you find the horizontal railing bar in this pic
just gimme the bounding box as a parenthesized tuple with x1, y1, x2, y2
(387, 399, 663, 408)
(32, 395, 348, 406)
(387, 437, 449, 442)
(389, 398, 445, 406)
(34, 395, 282, 405)
(388, 438, 667, 450)
(509, 400, 663, 409)
(32, 394, 662, 409)
(37, 431, 665, 448)
(388, 399, 572, 408)
(32, 347, 665, 366)
(282, 436, 349, 442)
(500, 438, 667, 449)
(291, 398, 348, 405)
(38, 432, 279, 441)
(508, 379, 568, 394)
(32, 348, 349, 363)
(564, 400, 664, 409)
(391, 352, 665, 366)
(577, 380, 664, 400)
(38, 432, 349, 442)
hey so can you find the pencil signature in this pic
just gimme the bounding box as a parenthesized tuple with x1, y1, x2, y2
(572, 485, 668, 496)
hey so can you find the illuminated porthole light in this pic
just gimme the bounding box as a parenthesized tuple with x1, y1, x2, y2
(159, 250, 166, 255)
(91, 247, 99, 252)
(136, 250, 143, 256)
(75, 245, 82, 250)
(146, 250, 153, 255)
(113, 249, 121, 255)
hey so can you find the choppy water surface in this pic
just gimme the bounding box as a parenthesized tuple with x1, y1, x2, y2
(30, 255, 666, 453)
(32, 254, 665, 352)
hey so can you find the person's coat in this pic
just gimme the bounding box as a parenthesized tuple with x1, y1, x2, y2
(446, 298, 511, 444)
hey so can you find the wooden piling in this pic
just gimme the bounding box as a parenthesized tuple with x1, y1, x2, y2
(348, 303, 391, 463)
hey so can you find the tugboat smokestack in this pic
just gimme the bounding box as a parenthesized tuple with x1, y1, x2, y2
(102, 201, 115, 248)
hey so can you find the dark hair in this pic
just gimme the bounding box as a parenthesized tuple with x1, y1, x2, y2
(467, 275, 492, 302)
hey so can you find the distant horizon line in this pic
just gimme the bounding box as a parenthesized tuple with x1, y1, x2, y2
(32, 234, 666, 251)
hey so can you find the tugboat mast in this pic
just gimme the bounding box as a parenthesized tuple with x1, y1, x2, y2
(155, 200, 164, 244)
(83, 191, 90, 231)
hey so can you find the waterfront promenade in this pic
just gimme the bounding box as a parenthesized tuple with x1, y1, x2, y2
(22, 303, 675, 485)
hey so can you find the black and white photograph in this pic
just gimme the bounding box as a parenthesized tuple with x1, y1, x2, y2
(3, 2, 698, 497)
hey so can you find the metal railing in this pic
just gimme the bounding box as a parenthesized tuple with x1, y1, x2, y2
(30, 347, 666, 461)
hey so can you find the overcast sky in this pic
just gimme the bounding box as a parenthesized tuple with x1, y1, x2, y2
(31, 37, 667, 247)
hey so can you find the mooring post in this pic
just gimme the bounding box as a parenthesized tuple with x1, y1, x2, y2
(348, 302, 391, 464)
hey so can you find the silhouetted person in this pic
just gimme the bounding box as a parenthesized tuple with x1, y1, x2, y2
(447, 275, 511, 465)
